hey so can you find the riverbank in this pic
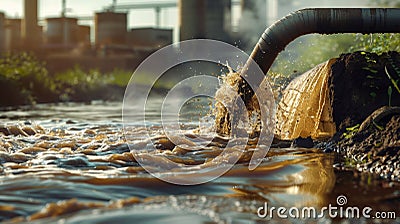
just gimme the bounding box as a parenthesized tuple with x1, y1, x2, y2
(334, 107, 400, 181)
(331, 51, 400, 181)
(273, 50, 400, 181)
(0, 53, 128, 106)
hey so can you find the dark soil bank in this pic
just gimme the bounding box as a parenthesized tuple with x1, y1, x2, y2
(328, 51, 400, 181)
(330, 51, 400, 129)
(338, 109, 400, 181)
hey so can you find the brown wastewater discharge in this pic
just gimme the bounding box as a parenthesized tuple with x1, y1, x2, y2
(0, 121, 347, 223)
(271, 51, 400, 181)
(1, 117, 398, 223)
(1, 51, 400, 222)
(214, 70, 261, 137)
(275, 59, 337, 140)
(0, 122, 260, 178)
(214, 51, 400, 183)
(214, 69, 274, 140)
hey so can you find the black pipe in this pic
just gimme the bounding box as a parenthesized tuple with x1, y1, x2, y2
(245, 8, 400, 75)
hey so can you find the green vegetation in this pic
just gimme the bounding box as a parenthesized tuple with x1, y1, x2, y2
(0, 52, 191, 107)
(342, 124, 360, 139)
(369, 0, 400, 7)
(0, 52, 56, 106)
(271, 32, 400, 76)
(53, 66, 126, 102)
(384, 65, 400, 107)
(271, 0, 400, 76)
(271, 34, 356, 75)
(0, 52, 132, 107)
(350, 33, 400, 54)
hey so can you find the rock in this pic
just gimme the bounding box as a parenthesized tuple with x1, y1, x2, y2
(358, 106, 400, 133)
(0, 125, 10, 136)
(291, 136, 314, 148)
(21, 126, 37, 136)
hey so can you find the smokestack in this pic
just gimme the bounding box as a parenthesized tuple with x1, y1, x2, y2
(179, 0, 206, 40)
(22, 0, 40, 50)
(238, 0, 267, 51)
(179, 0, 229, 41)
(241, 0, 267, 23)
(112, 0, 117, 11)
(62, 0, 66, 17)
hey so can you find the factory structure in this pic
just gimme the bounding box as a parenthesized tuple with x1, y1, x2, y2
(0, 0, 288, 73)
(0, 0, 369, 73)
(0, 0, 243, 51)
(0, 0, 175, 73)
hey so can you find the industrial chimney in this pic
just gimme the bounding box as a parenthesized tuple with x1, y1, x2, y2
(179, 0, 231, 41)
(22, 0, 40, 50)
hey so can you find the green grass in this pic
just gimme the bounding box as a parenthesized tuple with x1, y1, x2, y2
(0, 52, 178, 106)
(106, 69, 132, 87)
(0, 52, 56, 105)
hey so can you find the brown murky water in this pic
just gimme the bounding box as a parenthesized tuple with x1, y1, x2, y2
(0, 101, 399, 223)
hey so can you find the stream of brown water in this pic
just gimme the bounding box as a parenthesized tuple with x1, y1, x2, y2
(0, 101, 399, 223)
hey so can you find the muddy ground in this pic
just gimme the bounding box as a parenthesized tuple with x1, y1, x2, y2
(337, 111, 400, 181)
(330, 51, 400, 129)
(326, 51, 400, 181)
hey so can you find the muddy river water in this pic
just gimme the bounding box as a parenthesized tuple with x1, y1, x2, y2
(0, 100, 399, 223)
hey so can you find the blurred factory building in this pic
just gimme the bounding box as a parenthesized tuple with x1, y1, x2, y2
(0, 0, 370, 73)
(0, 12, 5, 52)
(45, 17, 88, 47)
(21, 0, 42, 50)
(127, 28, 173, 48)
(95, 11, 127, 46)
(4, 18, 22, 51)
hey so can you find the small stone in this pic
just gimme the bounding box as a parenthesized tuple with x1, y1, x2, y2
(291, 136, 314, 148)
(21, 126, 37, 136)
(7, 125, 28, 137)
(0, 125, 10, 136)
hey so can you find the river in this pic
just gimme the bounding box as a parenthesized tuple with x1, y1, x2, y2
(0, 100, 399, 223)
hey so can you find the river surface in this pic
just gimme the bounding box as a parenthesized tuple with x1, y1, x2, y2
(0, 101, 399, 223)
